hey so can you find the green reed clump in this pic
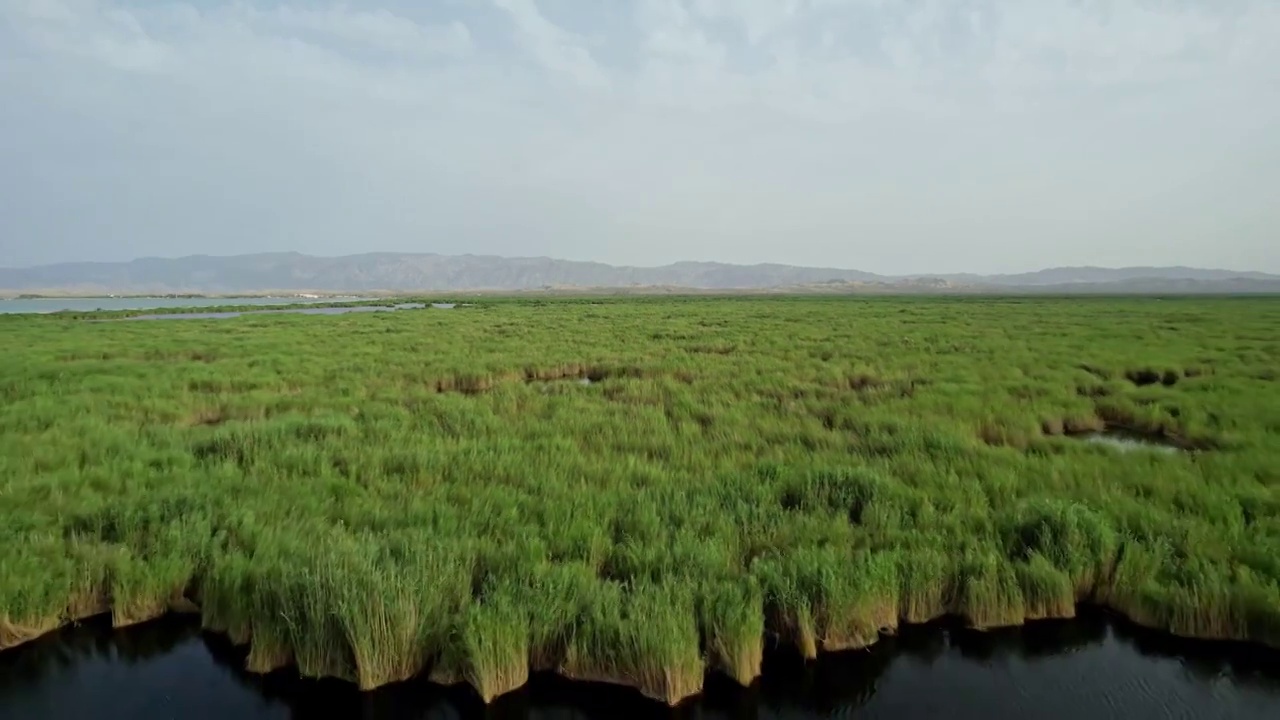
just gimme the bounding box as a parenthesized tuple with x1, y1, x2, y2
(696, 576, 765, 685)
(997, 499, 1119, 597)
(524, 561, 599, 672)
(2, 295, 1279, 703)
(1229, 572, 1280, 647)
(333, 547, 465, 689)
(755, 546, 899, 656)
(457, 589, 530, 701)
(954, 547, 1027, 629)
(896, 547, 953, 623)
(0, 536, 80, 649)
(1014, 553, 1077, 620)
(563, 580, 704, 704)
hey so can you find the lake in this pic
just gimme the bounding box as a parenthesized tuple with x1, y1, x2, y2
(0, 297, 372, 314)
(2, 610, 1278, 719)
(126, 303, 426, 320)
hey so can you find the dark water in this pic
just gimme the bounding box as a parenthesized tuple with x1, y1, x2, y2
(3, 611, 1279, 719)
(126, 303, 427, 321)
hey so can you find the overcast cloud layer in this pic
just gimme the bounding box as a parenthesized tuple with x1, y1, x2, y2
(2, 0, 1277, 273)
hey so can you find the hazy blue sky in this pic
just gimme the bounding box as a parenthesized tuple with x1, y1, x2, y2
(2, 1, 1277, 274)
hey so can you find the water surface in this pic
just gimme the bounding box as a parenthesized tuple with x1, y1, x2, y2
(126, 303, 426, 321)
(1078, 429, 1181, 454)
(0, 296, 372, 315)
(3, 611, 1278, 719)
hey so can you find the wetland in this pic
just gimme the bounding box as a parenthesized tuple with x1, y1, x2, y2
(1, 295, 1278, 709)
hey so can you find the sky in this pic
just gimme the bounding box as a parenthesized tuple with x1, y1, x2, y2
(1, 0, 1277, 274)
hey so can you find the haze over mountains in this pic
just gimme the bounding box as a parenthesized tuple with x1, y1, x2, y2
(1, 253, 1277, 296)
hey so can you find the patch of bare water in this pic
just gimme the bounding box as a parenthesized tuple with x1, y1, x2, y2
(1076, 429, 1180, 454)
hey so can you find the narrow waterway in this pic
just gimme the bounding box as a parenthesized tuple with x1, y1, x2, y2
(2, 610, 1278, 719)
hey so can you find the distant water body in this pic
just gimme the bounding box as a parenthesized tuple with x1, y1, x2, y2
(127, 303, 426, 320)
(0, 297, 371, 315)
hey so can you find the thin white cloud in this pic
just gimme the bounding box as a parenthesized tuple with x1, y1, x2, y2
(491, 0, 610, 89)
(690, 0, 802, 45)
(264, 6, 474, 59)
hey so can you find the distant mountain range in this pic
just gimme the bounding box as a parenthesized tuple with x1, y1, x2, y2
(1, 252, 1277, 295)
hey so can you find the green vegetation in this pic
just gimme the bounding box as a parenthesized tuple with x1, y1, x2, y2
(2, 296, 1279, 704)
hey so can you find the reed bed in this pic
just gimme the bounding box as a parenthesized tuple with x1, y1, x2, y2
(2, 295, 1279, 704)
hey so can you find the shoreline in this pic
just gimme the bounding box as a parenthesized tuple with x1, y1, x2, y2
(4, 592, 1279, 707)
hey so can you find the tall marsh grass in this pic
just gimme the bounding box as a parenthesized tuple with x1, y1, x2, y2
(2, 296, 1279, 704)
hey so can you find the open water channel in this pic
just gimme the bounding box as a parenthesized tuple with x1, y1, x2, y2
(2, 610, 1278, 719)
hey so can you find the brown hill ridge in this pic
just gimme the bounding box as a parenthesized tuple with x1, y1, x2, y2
(1, 253, 1277, 295)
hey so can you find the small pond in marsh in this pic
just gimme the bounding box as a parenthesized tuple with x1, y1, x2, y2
(1075, 429, 1182, 454)
(2, 610, 1279, 719)
(529, 376, 595, 390)
(0, 297, 375, 314)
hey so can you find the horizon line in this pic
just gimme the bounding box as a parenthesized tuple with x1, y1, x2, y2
(3, 251, 1272, 279)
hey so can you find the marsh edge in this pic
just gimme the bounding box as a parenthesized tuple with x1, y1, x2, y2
(4, 589, 1279, 708)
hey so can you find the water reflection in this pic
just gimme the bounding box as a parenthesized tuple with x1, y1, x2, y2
(3, 609, 1280, 719)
